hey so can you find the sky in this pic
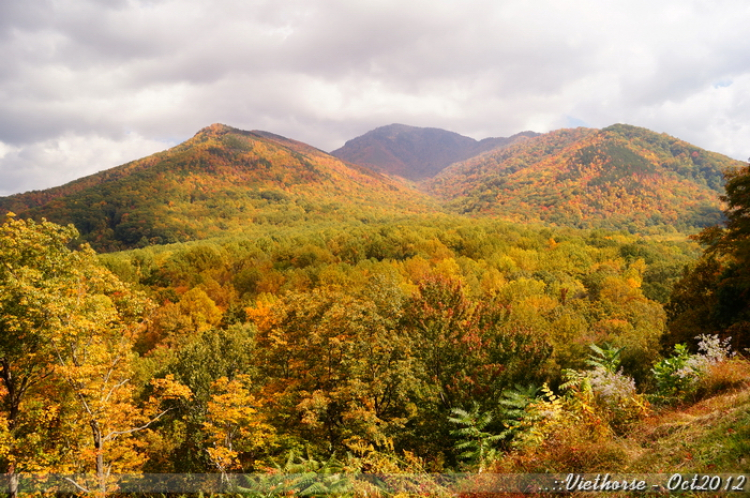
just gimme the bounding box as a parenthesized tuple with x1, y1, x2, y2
(1, 0, 749, 196)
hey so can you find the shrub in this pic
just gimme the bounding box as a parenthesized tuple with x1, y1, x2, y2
(652, 334, 735, 402)
(652, 343, 696, 399)
(491, 384, 629, 473)
(562, 344, 649, 429)
(562, 365, 649, 431)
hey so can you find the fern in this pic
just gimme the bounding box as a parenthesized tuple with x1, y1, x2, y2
(585, 343, 625, 373)
(497, 384, 541, 441)
(236, 450, 353, 497)
(448, 403, 503, 472)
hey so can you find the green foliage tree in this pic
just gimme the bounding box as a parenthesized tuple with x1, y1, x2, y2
(256, 285, 415, 454)
(668, 162, 750, 350)
(163, 324, 259, 472)
(400, 275, 552, 458)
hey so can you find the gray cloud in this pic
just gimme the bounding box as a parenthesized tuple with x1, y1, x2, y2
(1, 0, 749, 196)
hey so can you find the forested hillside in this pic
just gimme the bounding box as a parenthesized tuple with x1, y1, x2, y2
(0, 123, 742, 253)
(0, 124, 438, 251)
(426, 124, 743, 231)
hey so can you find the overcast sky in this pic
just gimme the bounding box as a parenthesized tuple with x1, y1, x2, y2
(1, 0, 749, 196)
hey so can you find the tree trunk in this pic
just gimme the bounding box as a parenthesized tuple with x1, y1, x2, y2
(8, 463, 18, 498)
(91, 420, 107, 496)
(2, 360, 19, 498)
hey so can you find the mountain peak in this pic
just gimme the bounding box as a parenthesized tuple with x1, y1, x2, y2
(0, 125, 435, 251)
(331, 124, 538, 181)
(195, 123, 236, 136)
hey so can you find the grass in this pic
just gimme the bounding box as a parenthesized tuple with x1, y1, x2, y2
(629, 384, 750, 473)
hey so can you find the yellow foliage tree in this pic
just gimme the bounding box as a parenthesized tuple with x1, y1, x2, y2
(179, 288, 223, 332)
(203, 375, 274, 478)
(0, 215, 191, 496)
(0, 215, 84, 496)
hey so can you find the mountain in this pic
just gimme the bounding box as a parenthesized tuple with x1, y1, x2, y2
(2, 123, 741, 251)
(0, 124, 439, 251)
(330, 124, 538, 181)
(424, 124, 744, 230)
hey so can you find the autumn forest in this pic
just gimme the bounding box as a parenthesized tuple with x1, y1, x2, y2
(1, 123, 750, 496)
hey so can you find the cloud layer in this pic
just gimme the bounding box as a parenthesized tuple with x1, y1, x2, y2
(1, 0, 749, 195)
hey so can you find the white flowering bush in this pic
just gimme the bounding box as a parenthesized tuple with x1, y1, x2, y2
(562, 365, 648, 429)
(697, 333, 732, 363)
(653, 334, 732, 401)
(587, 366, 638, 406)
(573, 343, 640, 408)
(561, 343, 649, 430)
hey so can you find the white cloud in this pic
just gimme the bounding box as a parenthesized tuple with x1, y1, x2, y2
(0, 133, 173, 196)
(1, 0, 749, 195)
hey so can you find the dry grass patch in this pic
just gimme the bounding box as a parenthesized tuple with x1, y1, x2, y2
(628, 385, 750, 473)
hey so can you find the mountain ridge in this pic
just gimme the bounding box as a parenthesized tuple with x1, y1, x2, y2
(425, 123, 742, 230)
(0, 123, 439, 251)
(1, 122, 743, 251)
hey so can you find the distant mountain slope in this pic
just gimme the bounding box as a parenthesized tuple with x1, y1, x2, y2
(330, 124, 538, 181)
(424, 124, 744, 230)
(0, 124, 439, 251)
